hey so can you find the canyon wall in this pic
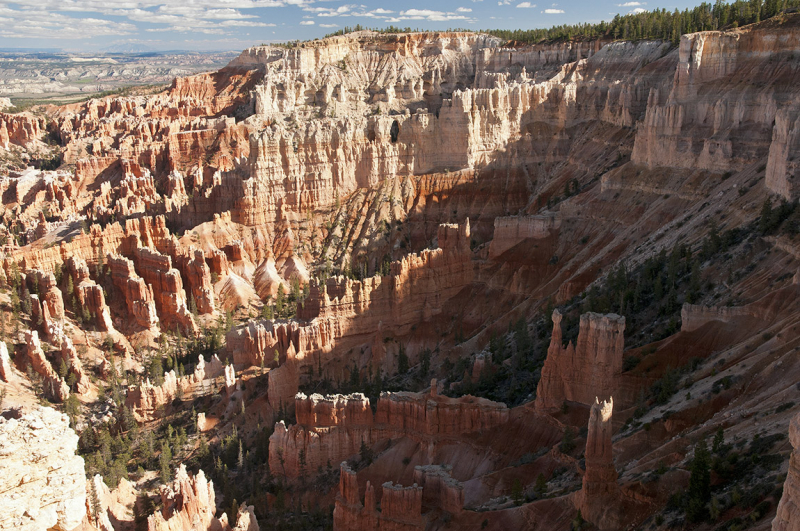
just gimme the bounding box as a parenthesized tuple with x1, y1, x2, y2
(631, 25, 800, 200)
(535, 310, 625, 411)
(488, 214, 561, 259)
(681, 302, 759, 332)
(333, 462, 423, 531)
(227, 219, 473, 385)
(269, 389, 508, 480)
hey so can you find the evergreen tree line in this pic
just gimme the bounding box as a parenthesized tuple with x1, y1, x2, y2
(323, 0, 799, 46)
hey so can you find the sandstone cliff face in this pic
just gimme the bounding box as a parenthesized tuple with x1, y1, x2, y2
(680, 301, 758, 332)
(66, 257, 114, 332)
(575, 397, 620, 530)
(536, 310, 625, 411)
(773, 412, 800, 531)
(412, 465, 464, 515)
(0, 112, 44, 149)
(108, 254, 159, 330)
(27, 270, 64, 338)
(333, 462, 423, 531)
(228, 220, 473, 383)
(488, 214, 561, 259)
(126, 354, 225, 423)
(269, 390, 508, 480)
(631, 24, 800, 199)
(59, 336, 91, 396)
(0, 407, 86, 531)
(174, 249, 215, 314)
(147, 465, 221, 531)
(24, 330, 70, 403)
(134, 247, 197, 334)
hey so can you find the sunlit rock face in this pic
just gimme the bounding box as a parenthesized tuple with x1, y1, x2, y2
(0, 407, 86, 531)
(535, 310, 625, 411)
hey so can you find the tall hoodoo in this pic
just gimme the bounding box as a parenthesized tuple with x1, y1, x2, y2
(773, 412, 800, 531)
(535, 310, 625, 411)
(576, 397, 620, 530)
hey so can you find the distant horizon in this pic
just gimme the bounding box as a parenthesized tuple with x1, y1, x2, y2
(0, 0, 726, 53)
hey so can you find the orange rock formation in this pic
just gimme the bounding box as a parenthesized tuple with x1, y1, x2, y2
(269, 390, 508, 480)
(535, 310, 625, 411)
(575, 397, 620, 530)
(333, 462, 423, 531)
(773, 412, 800, 531)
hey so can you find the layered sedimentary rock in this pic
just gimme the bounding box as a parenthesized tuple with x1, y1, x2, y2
(412, 465, 464, 515)
(680, 302, 757, 332)
(108, 254, 159, 330)
(134, 247, 197, 334)
(295, 392, 374, 427)
(333, 462, 423, 531)
(631, 26, 800, 200)
(269, 390, 508, 480)
(66, 257, 114, 332)
(0, 112, 44, 149)
(27, 270, 64, 337)
(488, 214, 561, 258)
(59, 336, 91, 396)
(229, 220, 473, 379)
(24, 330, 69, 403)
(230, 505, 260, 531)
(85, 474, 140, 531)
(773, 412, 800, 531)
(147, 465, 221, 531)
(0, 407, 86, 531)
(575, 397, 619, 530)
(174, 249, 215, 314)
(126, 354, 224, 422)
(535, 310, 625, 411)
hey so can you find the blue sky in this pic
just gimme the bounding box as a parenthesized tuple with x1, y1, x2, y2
(0, 0, 710, 52)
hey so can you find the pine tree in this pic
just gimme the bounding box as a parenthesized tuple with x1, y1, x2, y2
(275, 285, 285, 317)
(534, 473, 548, 497)
(759, 197, 774, 234)
(511, 478, 524, 505)
(687, 438, 711, 522)
(159, 440, 173, 484)
(90, 480, 102, 525)
(712, 427, 725, 454)
(398, 344, 409, 374)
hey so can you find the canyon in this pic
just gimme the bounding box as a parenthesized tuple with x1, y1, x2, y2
(0, 9, 799, 531)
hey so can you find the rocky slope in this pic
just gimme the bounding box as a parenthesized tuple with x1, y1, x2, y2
(0, 13, 799, 531)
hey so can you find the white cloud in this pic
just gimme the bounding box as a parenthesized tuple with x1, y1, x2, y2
(630, 7, 647, 13)
(0, 7, 136, 39)
(516, 2, 535, 7)
(395, 8, 472, 21)
(618, 1, 646, 5)
(300, 19, 315, 24)
(543, 8, 564, 13)
(456, 7, 472, 12)
(319, 23, 339, 27)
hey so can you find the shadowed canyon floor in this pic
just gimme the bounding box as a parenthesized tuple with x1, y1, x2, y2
(1, 13, 800, 531)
